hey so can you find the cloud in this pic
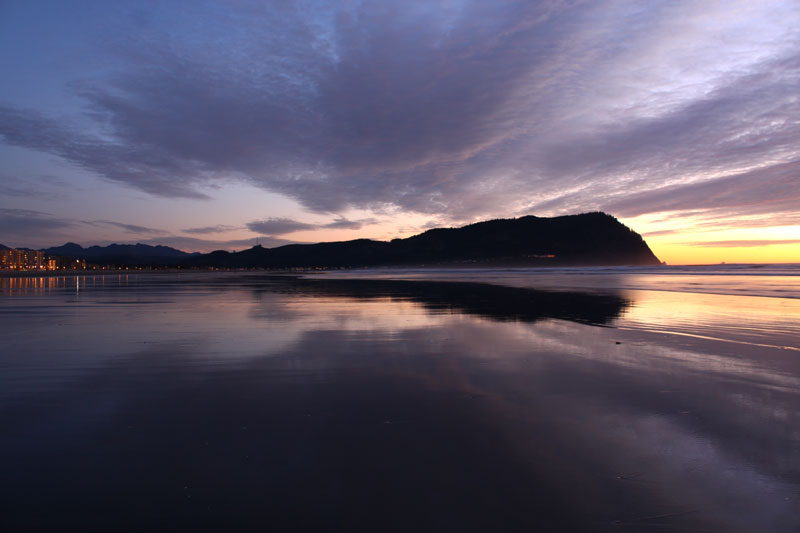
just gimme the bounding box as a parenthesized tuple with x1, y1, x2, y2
(0, 174, 75, 201)
(0, 181, 57, 200)
(182, 224, 240, 235)
(0, 208, 72, 233)
(322, 217, 378, 230)
(0, 208, 75, 247)
(0, 106, 211, 199)
(246, 218, 316, 235)
(0, 1, 798, 223)
(604, 159, 800, 221)
(0, 207, 175, 247)
(683, 239, 800, 248)
(245, 216, 379, 234)
(0, 184, 45, 199)
(85, 220, 167, 235)
(641, 229, 681, 237)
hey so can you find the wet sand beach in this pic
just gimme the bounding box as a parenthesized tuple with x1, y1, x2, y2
(1, 270, 798, 531)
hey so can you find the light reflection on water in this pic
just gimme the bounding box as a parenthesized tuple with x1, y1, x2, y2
(0, 271, 798, 531)
(315, 264, 800, 299)
(619, 289, 800, 352)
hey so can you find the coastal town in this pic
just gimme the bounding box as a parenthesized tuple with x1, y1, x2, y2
(0, 247, 86, 271)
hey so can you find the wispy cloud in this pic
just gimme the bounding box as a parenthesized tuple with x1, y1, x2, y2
(322, 217, 378, 230)
(246, 218, 316, 235)
(181, 224, 241, 235)
(0, 208, 175, 248)
(0, 207, 72, 232)
(683, 239, 800, 248)
(0, 182, 57, 199)
(641, 229, 681, 237)
(0, 208, 74, 248)
(0, 174, 74, 200)
(85, 220, 167, 235)
(605, 160, 800, 222)
(246, 216, 378, 235)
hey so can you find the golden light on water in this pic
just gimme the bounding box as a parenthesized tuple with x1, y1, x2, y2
(619, 288, 800, 351)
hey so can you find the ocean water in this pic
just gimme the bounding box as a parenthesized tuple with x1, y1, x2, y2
(1, 268, 799, 531)
(317, 263, 800, 298)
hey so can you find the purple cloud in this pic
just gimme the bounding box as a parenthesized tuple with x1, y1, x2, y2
(246, 218, 316, 235)
(322, 217, 377, 230)
(85, 220, 167, 235)
(182, 225, 240, 235)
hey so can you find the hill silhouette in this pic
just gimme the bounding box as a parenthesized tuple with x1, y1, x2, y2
(183, 212, 661, 269)
(43, 243, 198, 266)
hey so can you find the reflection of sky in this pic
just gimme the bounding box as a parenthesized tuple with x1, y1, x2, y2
(317, 265, 800, 298)
(1, 273, 799, 529)
(619, 290, 800, 352)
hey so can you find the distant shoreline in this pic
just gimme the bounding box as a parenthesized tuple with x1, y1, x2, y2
(0, 269, 304, 278)
(0, 269, 185, 278)
(2, 262, 798, 279)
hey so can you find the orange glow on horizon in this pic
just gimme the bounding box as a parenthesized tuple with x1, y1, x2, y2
(622, 213, 800, 265)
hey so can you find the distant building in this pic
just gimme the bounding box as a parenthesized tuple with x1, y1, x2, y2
(54, 256, 87, 270)
(0, 249, 45, 270)
(0, 249, 86, 270)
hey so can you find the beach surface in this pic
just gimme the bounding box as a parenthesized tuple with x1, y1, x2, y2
(1, 268, 798, 531)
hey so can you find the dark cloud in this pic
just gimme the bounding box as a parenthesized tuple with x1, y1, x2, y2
(246, 218, 316, 235)
(0, 106, 211, 199)
(0, 1, 798, 222)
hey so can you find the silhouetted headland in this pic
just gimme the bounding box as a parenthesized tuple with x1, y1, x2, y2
(184, 212, 661, 269)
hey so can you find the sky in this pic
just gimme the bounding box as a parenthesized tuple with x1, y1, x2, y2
(1, 0, 799, 265)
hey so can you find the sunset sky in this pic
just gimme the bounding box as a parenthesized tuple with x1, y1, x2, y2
(1, 0, 798, 264)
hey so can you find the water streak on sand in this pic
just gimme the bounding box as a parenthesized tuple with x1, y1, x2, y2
(617, 326, 800, 352)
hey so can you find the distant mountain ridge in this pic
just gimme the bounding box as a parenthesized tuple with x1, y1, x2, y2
(183, 212, 662, 269)
(42, 242, 198, 266)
